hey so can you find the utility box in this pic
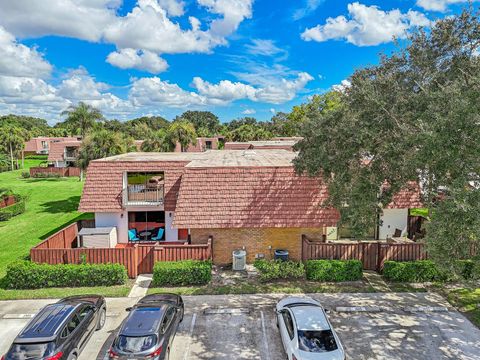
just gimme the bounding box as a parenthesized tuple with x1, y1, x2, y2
(326, 227, 338, 241)
(232, 249, 247, 271)
(79, 227, 117, 248)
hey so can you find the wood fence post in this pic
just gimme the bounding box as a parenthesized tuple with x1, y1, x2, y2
(208, 236, 213, 262)
(132, 244, 139, 278)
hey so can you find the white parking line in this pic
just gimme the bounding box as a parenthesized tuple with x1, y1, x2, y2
(260, 311, 271, 360)
(182, 313, 197, 360)
(2, 313, 35, 319)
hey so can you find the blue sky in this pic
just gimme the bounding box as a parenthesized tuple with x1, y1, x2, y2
(0, 0, 475, 123)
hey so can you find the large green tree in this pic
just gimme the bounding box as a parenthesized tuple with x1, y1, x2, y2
(61, 102, 103, 137)
(167, 120, 197, 152)
(77, 129, 135, 179)
(294, 9, 480, 268)
(0, 126, 28, 170)
(175, 111, 220, 136)
(141, 129, 175, 152)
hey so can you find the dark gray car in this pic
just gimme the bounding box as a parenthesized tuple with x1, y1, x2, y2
(2, 295, 106, 360)
(108, 294, 184, 360)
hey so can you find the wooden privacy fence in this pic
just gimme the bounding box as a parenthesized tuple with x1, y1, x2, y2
(301, 236, 428, 271)
(31, 222, 212, 278)
(30, 167, 81, 177)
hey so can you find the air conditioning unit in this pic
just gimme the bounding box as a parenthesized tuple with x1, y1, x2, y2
(326, 227, 338, 241)
(232, 250, 246, 271)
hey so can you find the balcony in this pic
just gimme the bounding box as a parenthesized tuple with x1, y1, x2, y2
(123, 184, 164, 207)
(64, 148, 78, 161)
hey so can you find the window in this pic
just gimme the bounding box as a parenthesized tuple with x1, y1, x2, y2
(161, 307, 176, 333)
(126, 172, 165, 205)
(282, 311, 295, 340)
(117, 335, 157, 353)
(128, 211, 165, 241)
(66, 314, 81, 334)
(79, 305, 94, 322)
(7, 343, 55, 359)
(298, 330, 338, 353)
(205, 141, 212, 150)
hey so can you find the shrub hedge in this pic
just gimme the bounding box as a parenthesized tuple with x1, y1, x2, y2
(152, 260, 212, 286)
(383, 260, 480, 282)
(382, 260, 443, 282)
(4, 261, 127, 289)
(0, 195, 25, 221)
(33, 172, 61, 178)
(305, 260, 363, 282)
(253, 259, 305, 282)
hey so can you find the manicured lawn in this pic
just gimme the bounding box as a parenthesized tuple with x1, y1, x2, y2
(148, 280, 377, 296)
(0, 160, 90, 277)
(0, 280, 134, 300)
(442, 287, 480, 328)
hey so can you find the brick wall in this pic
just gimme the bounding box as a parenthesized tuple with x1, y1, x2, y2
(191, 227, 325, 264)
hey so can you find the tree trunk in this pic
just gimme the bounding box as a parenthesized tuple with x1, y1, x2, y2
(80, 169, 84, 181)
(9, 142, 13, 171)
(21, 151, 24, 169)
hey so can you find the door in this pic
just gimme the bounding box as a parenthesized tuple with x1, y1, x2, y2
(78, 305, 96, 349)
(161, 306, 177, 349)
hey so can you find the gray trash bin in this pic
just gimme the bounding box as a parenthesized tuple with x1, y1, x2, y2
(232, 249, 247, 271)
(274, 249, 289, 261)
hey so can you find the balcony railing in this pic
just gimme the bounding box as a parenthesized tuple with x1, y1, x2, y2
(123, 184, 165, 206)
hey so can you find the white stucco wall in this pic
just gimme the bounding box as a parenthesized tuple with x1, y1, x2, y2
(95, 212, 128, 243)
(379, 208, 408, 239)
(165, 211, 178, 241)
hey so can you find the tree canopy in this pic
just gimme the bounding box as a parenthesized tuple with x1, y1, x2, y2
(60, 102, 104, 137)
(294, 9, 480, 268)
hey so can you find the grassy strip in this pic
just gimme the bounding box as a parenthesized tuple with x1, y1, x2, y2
(148, 280, 376, 296)
(0, 159, 90, 277)
(0, 280, 134, 300)
(435, 286, 480, 328)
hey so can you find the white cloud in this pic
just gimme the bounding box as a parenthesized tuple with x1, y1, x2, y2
(293, 0, 325, 20)
(416, 0, 476, 11)
(0, 0, 120, 42)
(242, 108, 256, 115)
(0, 26, 52, 79)
(192, 72, 314, 104)
(269, 108, 276, 114)
(245, 39, 286, 57)
(129, 77, 207, 108)
(301, 2, 430, 46)
(332, 79, 351, 92)
(106, 49, 169, 73)
(158, 0, 185, 16)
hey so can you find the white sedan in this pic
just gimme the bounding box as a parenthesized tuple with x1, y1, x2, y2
(276, 297, 346, 360)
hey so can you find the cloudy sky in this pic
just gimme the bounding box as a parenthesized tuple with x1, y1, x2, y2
(0, 0, 475, 123)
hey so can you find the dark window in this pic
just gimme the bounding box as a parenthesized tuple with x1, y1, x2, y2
(117, 335, 157, 353)
(205, 141, 212, 150)
(7, 342, 55, 359)
(161, 307, 176, 333)
(67, 314, 81, 334)
(282, 311, 295, 340)
(298, 330, 338, 353)
(79, 305, 94, 322)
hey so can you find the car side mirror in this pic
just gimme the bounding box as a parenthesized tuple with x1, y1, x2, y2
(125, 307, 132, 312)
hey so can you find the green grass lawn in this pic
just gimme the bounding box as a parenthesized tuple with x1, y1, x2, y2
(0, 160, 90, 278)
(441, 287, 480, 328)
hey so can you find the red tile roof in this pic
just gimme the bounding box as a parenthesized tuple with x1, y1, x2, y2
(48, 140, 82, 161)
(173, 167, 340, 229)
(386, 182, 423, 209)
(79, 160, 191, 212)
(24, 137, 80, 154)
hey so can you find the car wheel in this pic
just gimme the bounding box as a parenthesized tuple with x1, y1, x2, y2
(96, 307, 106, 330)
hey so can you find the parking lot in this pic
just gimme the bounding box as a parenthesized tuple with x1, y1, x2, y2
(1, 292, 479, 360)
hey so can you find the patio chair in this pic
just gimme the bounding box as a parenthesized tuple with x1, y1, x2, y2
(128, 228, 140, 241)
(151, 227, 165, 241)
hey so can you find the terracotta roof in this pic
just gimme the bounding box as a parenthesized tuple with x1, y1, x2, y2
(386, 182, 423, 209)
(24, 137, 80, 154)
(173, 167, 340, 229)
(224, 142, 253, 150)
(79, 160, 190, 212)
(186, 149, 296, 168)
(224, 140, 298, 151)
(48, 140, 82, 161)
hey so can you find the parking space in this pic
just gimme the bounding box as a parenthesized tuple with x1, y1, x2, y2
(1, 293, 479, 360)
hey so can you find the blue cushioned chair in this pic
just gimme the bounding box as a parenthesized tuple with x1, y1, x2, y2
(151, 227, 164, 241)
(128, 228, 140, 241)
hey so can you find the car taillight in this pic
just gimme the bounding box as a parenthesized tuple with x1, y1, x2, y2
(108, 348, 119, 359)
(1, 354, 5, 360)
(46, 352, 63, 360)
(145, 346, 162, 359)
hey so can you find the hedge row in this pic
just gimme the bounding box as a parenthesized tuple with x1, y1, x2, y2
(0, 195, 25, 221)
(305, 260, 363, 282)
(383, 260, 480, 282)
(5, 261, 128, 289)
(152, 260, 212, 286)
(253, 259, 305, 282)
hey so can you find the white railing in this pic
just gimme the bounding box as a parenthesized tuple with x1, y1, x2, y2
(123, 184, 164, 206)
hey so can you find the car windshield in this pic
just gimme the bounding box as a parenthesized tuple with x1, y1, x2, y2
(117, 335, 157, 353)
(298, 330, 338, 353)
(6, 342, 55, 359)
